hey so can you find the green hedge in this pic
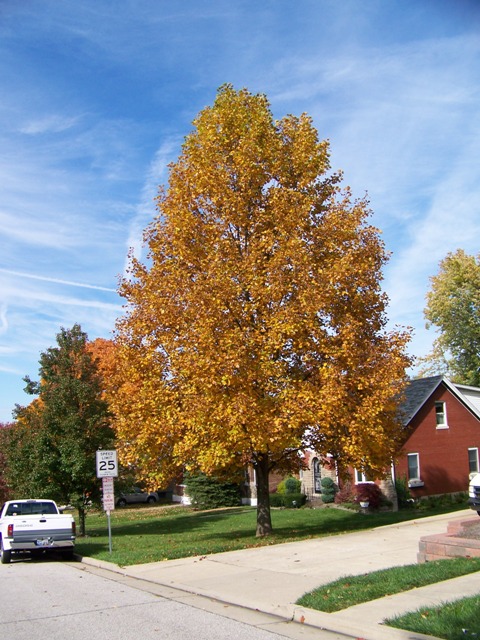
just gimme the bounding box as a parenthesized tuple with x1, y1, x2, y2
(184, 473, 241, 510)
(270, 492, 306, 508)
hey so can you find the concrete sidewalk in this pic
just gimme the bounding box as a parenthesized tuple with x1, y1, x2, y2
(80, 509, 480, 640)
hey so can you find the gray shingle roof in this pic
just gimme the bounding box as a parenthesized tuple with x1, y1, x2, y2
(400, 375, 444, 425)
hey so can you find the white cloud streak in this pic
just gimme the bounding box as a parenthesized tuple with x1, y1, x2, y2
(0, 268, 117, 292)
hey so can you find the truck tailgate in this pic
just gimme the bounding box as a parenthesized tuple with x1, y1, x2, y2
(11, 515, 74, 543)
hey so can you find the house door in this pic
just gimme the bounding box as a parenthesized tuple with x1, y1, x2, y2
(313, 458, 321, 493)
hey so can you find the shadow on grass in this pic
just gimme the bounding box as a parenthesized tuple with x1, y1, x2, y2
(80, 502, 466, 545)
(83, 507, 257, 539)
(73, 502, 469, 566)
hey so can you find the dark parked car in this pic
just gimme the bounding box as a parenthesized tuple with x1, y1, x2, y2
(115, 487, 159, 507)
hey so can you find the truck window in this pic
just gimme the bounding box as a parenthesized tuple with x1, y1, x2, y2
(6, 504, 23, 516)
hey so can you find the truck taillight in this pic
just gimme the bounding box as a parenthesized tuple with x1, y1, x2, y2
(72, 521, 76, 536)
(7, 524, 13, 537)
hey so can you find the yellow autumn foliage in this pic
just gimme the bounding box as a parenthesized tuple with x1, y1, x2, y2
(112, 86, 412, 534)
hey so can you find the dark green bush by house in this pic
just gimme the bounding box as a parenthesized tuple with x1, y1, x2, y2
(320, 476, 338, 503)
(270, 492, 306, 508)
(184, 473, 241, 509)
(276, 476, 301, 495)
(395, 476, 414, 508)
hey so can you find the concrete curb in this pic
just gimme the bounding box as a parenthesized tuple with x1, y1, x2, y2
(75, 553, 451, 640)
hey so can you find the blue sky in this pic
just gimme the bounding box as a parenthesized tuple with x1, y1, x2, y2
(1, 1, 479, 422)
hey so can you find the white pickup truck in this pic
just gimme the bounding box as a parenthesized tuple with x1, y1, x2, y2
(0, 499, 76, 564)
(468, 473, 480, 516)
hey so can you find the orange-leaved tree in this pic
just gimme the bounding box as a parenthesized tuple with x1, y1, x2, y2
(114, 85, 412, 536)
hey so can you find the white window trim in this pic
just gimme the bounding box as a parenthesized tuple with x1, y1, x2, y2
(468, 447, 479, 474)
(407, 452, 424, 487)
(354, 469, 374, 484)
(435, 401, 448, 430)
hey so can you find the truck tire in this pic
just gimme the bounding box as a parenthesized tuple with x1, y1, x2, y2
(0, 539, 12, 564)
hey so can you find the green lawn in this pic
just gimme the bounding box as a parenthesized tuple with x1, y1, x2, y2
(297, 557, 480, 612)
(74, 501, 467, 566)
(386, 595, 480, 640)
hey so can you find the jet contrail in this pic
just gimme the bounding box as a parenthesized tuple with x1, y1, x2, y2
(0, 268, 117, 293)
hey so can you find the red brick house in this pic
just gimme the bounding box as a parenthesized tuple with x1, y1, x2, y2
(301, 376, 480, 504)
(393, 375, 480, 497)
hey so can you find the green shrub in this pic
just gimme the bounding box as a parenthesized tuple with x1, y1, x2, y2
(276, 476, 301, 495)
(184, 473, 241, 510)
(285, 476, 301, 494)
(320, 477, 338, 504)
(270, 492, 306, 508)
(395, 476, 414, 509)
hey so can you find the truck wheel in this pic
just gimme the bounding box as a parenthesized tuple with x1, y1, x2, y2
(0, 539, 12, 564)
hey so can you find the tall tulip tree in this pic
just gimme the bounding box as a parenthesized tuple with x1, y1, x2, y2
(114, 86, 412, 536)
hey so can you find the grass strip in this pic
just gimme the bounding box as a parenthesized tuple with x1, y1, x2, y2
(386, 594, 480, 640)
(296, 557, 480, 612)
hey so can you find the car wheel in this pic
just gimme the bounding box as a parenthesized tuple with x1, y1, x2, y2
(117, 498, 127, 507)
(147, 496, 156, 504)
(0, 538, 12, 564)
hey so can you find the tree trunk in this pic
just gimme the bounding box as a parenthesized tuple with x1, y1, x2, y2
(78, 505, 86, 537)
(255, 453, 273, 537)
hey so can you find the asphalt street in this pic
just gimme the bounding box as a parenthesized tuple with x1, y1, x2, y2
(0, 557, 345, 640)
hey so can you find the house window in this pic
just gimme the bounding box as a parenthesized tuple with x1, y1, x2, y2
(435, 401, 448, 428)
(313, 458, 321, 493)
(407, 453, 420, 480)
(468, 448, 479, 474)
(355, 469, 368, 484)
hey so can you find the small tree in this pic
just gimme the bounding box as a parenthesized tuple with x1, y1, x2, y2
(7, 325, 115, 535)
(420, 249, 480, 385)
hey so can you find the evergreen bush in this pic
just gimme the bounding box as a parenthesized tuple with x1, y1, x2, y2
(276, 476, 301, 494)
(395, 475, 414, 508)
(320, 476, 338, 503)
(184, 473, 241, 510)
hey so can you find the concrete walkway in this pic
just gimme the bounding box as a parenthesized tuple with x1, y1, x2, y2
(80, 509, 480, 640)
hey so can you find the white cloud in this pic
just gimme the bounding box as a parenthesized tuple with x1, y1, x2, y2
(0, 268, 116, 292)
(124, 139, 180, 271)
(19, 114, 81, 135)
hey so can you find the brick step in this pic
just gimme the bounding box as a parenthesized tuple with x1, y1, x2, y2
(418, 518, 480, 563)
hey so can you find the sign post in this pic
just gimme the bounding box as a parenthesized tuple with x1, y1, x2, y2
(96, 450, 118, 553)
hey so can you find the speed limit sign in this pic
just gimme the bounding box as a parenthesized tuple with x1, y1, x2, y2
(96, 450, 118, 478)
